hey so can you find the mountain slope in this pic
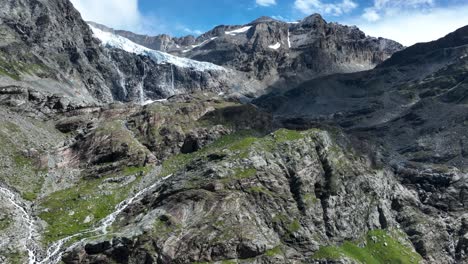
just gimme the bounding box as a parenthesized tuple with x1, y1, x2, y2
(253, 25, 468, 263)
(1, 0, 467, 264)
(0, 0, 232, 106)
(92, 15, 403, 94)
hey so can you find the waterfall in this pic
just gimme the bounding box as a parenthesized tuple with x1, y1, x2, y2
(0, 186, 38, 264)
(0, 173, 173, 264)
(116, 67, 127, 98)
(171, 64, 175, 91)
(139, 62, 148, 105)
(106, 51, 127, 99)
(38, 174, 173, 264)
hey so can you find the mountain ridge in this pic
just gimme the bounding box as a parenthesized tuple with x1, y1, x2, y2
(0, 0, 467, 263)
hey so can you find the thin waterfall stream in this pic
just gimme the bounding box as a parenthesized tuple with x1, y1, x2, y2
(0, 173, 173, 264)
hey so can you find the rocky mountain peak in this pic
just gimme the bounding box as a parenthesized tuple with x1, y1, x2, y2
(380, 24, 468, 67)
(1, 1, 468, 264)
(299, 13, 325, 26)
(249, 16, 279, 24)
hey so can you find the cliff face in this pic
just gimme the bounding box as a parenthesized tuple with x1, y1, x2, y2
(0, 0, 232, 106)
(0, 0, 466, 264)
(0, 0, 116, 103)
(96, 14, 403, 95)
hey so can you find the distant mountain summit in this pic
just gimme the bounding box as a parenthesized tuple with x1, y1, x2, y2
(91, 14, 403, 93)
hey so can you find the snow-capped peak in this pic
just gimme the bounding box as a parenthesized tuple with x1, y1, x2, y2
(89, 25, 226, 72)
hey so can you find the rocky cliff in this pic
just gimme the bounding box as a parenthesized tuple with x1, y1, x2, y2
(0, 0, 233, 106)
(0, 0, 465, 264)
(92, 14, 403, 95)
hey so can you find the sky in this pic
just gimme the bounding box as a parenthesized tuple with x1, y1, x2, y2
(70, 0, 468, 46)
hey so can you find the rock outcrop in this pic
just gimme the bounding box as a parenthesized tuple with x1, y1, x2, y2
(93, 14, 403, 95)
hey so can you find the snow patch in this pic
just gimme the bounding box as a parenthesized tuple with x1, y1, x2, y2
(142, 99, 167, 106)
(287, 30, 291, 48)
(182, 37, 217, 53)
(268, 42, 281, 50)
(89, 25, 225, 72)
(225, 26, 251, 36)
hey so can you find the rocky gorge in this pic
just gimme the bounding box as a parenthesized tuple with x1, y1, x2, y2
(0, 0, 467, 263)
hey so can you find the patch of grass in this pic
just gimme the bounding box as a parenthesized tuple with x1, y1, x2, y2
(23, 192, 38, 201)
(13, 153, 32, 168)
(272, 129, 305, 143)
(160, 130, 260, 176)
(0, 54, 48, 80)
(265, 246, 283, 257)
(312, 229, 423, 264)
(222, 168, 257, 184)
(152, 217, 182, 238)
(0, 217, 12, 231)
(246, 186, 274, 196)
(2, 251, 26, 264)
(38, 174, 141, 244)
(288, 220, 301, 233)
(122, 166, 151, 176)
(303, 193, 319, 207)
(272, 214, 301, 235)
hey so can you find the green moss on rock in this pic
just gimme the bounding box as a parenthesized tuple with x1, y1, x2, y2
(312, 229, 423, 264)
(38, 173, 142, 244)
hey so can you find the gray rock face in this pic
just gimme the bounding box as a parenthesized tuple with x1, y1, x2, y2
(0, 1, 466, 264)
(102, 14, 403, 92)
(0, 0, 232, 105)
(253, 24, 468, 263)
(0, 0, 116, 103)
(105, 49, 230, 102)
(87, 22, 197, 52)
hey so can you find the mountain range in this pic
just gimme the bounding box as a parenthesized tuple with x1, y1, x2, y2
(0, 0, 467, 263)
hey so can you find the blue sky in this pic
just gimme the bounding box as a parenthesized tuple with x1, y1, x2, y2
(71, 0, 468, 45)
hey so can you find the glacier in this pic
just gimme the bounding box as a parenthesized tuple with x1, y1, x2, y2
(89, 25, 226, 72)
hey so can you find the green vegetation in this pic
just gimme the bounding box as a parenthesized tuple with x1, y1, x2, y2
(0, 216, 12, 231)
(303, 193, 319, 207)
(265, 246, 283, 257)
(38, 170, 144, 243)
(272, 214, 301, 235)
(288, 220, 301, 233)
(272, 129, 305, 143)
(160, 130, 261, 176)
(0, 54, 47, 80)
(152, 217, 182, 238)
(2, 251, 26, 264)
(246, 186, 274, 196)
(312, 229, 423, 264)
(122, 166, 151, 176)
(161, 128, 310, 178)
(0, 121, 49, 201)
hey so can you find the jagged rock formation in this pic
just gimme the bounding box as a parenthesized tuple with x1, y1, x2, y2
(254, 25, 468, 263)
(0, 0, 466, 263)
(99, 14, 403, 92)
(0, 0, 231, 105)
(88, 22, 197, 52)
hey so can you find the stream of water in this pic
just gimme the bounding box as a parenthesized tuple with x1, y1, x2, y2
(0, 174, 173, 264)
(0, 186, 38, 264)
(138, 62, 148, 105)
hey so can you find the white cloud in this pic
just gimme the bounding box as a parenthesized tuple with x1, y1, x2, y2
(294, 0, 358, 16)
(362, 0, 434, 21)
(256, 0, 277, 7)
(70, 0, 143, 29)
(362, 8, 380, 22)
(352, 4, 468, 46)
(181, 27, 204, 35)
